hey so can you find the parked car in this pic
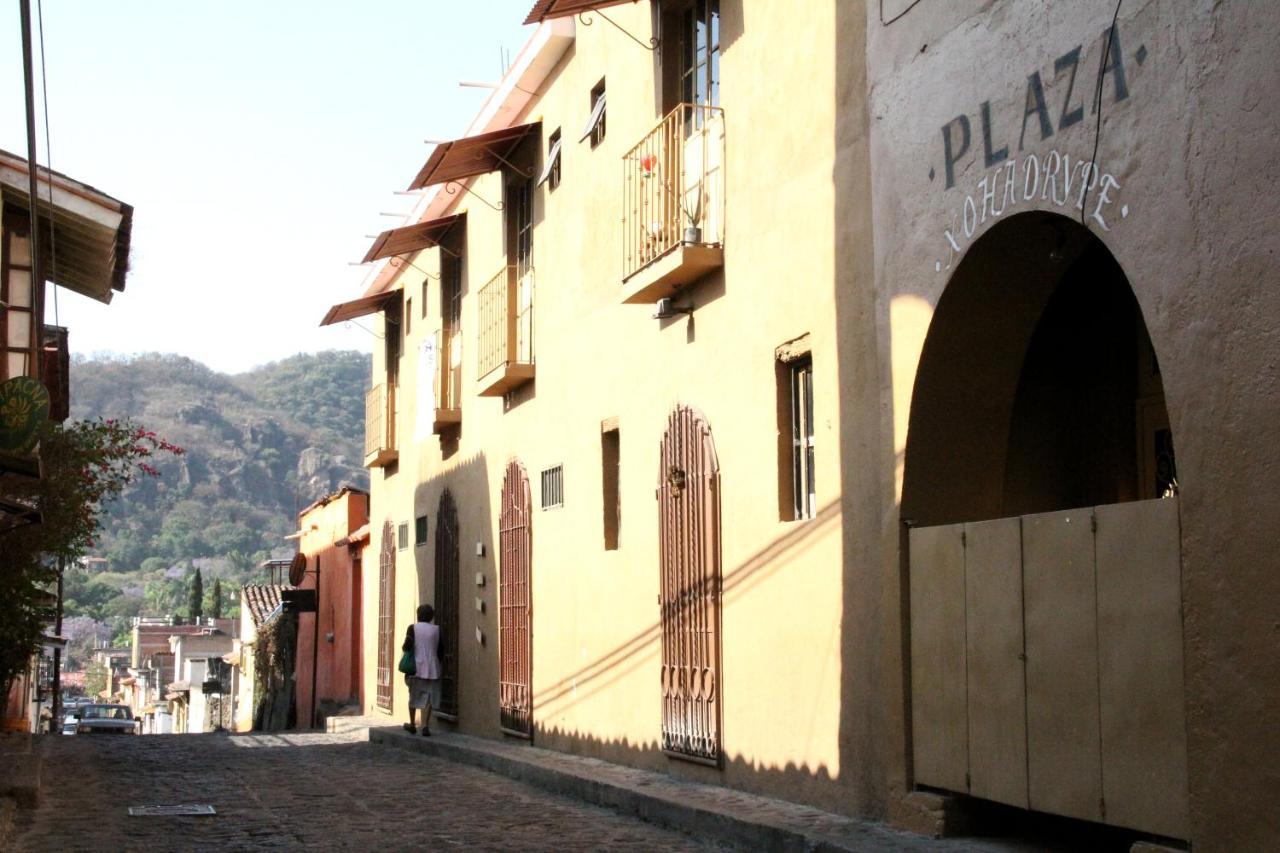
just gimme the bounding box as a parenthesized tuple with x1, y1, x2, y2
(75, 704, 140, 735)
(61, 714, 78, 735)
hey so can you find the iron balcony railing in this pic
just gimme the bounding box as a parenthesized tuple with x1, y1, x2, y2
(364, 382, 396, 465)
(434, 328, 463, 412)
(477, 265, 535, 381)
(622, 103, 725, 281)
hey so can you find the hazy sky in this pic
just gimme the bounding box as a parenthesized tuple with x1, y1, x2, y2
(1, 1, 533, 374)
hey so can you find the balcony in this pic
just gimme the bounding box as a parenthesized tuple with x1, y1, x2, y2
(477, 265, 535, 397)
(363, 382, 397, 468)
(432, 328, 462, 434)
(621, 103, 725, 304)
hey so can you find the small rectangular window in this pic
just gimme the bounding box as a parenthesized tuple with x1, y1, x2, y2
(421, 280, 428, 318)
(541, 465, 564, 510)
(602, 427, 620, 549)
(777, 351, 815, 521)
(790, 358, 815, 520)
(414, 515, 428, 547)
(405, 298, 412, 338)
(583, 79, 606, 148)
(538, 129, 562, 191)
(397, 522, 410, 550)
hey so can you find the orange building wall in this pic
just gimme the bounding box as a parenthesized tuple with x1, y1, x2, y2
(295, 489, 368, 728)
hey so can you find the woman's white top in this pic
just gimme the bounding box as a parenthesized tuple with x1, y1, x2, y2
(413, 621, 442, 679)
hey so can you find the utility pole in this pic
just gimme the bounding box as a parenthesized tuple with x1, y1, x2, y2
(51, 558, 63, 732)
(311, 555, 320, 729)
(19, 0, 45, 380)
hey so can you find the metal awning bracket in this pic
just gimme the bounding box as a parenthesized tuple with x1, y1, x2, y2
(485, 146, 536, 181)
(388, 256, 441, 279)
(446, 180, 504, 212)
(579, 8, 658, 52)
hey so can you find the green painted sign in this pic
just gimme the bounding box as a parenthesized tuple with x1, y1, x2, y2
(0, 376, 50, 454)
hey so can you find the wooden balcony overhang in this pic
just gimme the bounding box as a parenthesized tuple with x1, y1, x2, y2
(362, 213, 465, 264)
(364, 445, 398, 468)
(320, 290, 398, 327)
(0, 148, 133, 303)
(523, 0, 636, 25)
(408, 123, 541, 191)
(432, 407, 462, 434)
(477, 363, 536, 398)
(619, 242, 723, 304)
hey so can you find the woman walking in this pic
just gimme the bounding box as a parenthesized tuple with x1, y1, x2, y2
(403, 603, 442, 736)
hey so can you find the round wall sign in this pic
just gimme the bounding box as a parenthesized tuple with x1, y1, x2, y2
(0, 376, 50, 455)
(288, 551, 308, 586)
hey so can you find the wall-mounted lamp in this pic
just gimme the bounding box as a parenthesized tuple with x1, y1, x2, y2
(653, 297, 693, 320)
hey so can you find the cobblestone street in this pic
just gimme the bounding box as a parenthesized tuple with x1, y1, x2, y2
(11, 731, 727, 852)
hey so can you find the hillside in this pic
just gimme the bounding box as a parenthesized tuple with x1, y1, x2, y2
(62, 350, 370, 656)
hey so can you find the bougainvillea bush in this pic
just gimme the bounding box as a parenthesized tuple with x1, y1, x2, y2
(0, 419, 182, 703)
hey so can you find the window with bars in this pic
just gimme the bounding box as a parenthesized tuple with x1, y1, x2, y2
(397, 521, 410, 550)
(785, 357, 815, 520)
(507, 178, 534, 281)
(415, 514, 428, 547)
(541, 465, 564, 510)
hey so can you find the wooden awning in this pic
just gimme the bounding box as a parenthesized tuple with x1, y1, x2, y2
(523, 0, 636, 25)
(320, 291, 398, 327)
(362, 213, 464, 264)
(408, 123, 541, 190)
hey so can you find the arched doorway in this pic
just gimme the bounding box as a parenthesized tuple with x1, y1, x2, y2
(902, 212, 1186, 838)
(375, 521, 396, 712)
(434, 490, 460, 718)
(657, 405, 722, 764)
(498, 461, 532, 737)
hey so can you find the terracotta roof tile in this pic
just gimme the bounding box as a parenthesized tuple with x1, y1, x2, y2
(242, 585, 286, 628)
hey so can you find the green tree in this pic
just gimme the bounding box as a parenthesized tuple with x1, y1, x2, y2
(188, 568, 204, 620)
(209, 578, 223, 619)
(0, 419, 182, 702)
(83, 659, 107, 697)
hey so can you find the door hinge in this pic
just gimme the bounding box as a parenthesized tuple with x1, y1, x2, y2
(1099, 796, 1106, 819)
(960, 530, 967, 547)
(1090, 514, 1097, 533)
(965, 772, 971, 791)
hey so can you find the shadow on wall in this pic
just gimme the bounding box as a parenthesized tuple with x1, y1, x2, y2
(408, 450, 501, 738)
(533, 500, 844, 811)
(832, 0, 887, 821)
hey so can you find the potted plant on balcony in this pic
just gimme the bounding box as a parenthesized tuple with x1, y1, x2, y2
(638, 153, 705, 250)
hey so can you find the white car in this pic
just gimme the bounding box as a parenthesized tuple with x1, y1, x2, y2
(75, 704, 140, 735)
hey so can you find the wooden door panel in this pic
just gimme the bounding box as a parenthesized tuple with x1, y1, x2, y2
(964, 517, 1028, 808)
(1023, 509, 1102, 822)
(1095, 498, 1188, 838)
(908, 522, 968, 793)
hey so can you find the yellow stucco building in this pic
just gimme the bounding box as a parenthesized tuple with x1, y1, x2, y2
(327, 2, 1280, 848)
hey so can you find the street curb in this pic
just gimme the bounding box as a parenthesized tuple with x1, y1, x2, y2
(368, 727, 954, 852)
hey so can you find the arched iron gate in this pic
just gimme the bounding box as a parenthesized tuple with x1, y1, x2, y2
(375, 521, 396, 712)
(499, 461, 533, 736)
(434, 490, 460, 717)
(658, 405, 722, 763)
